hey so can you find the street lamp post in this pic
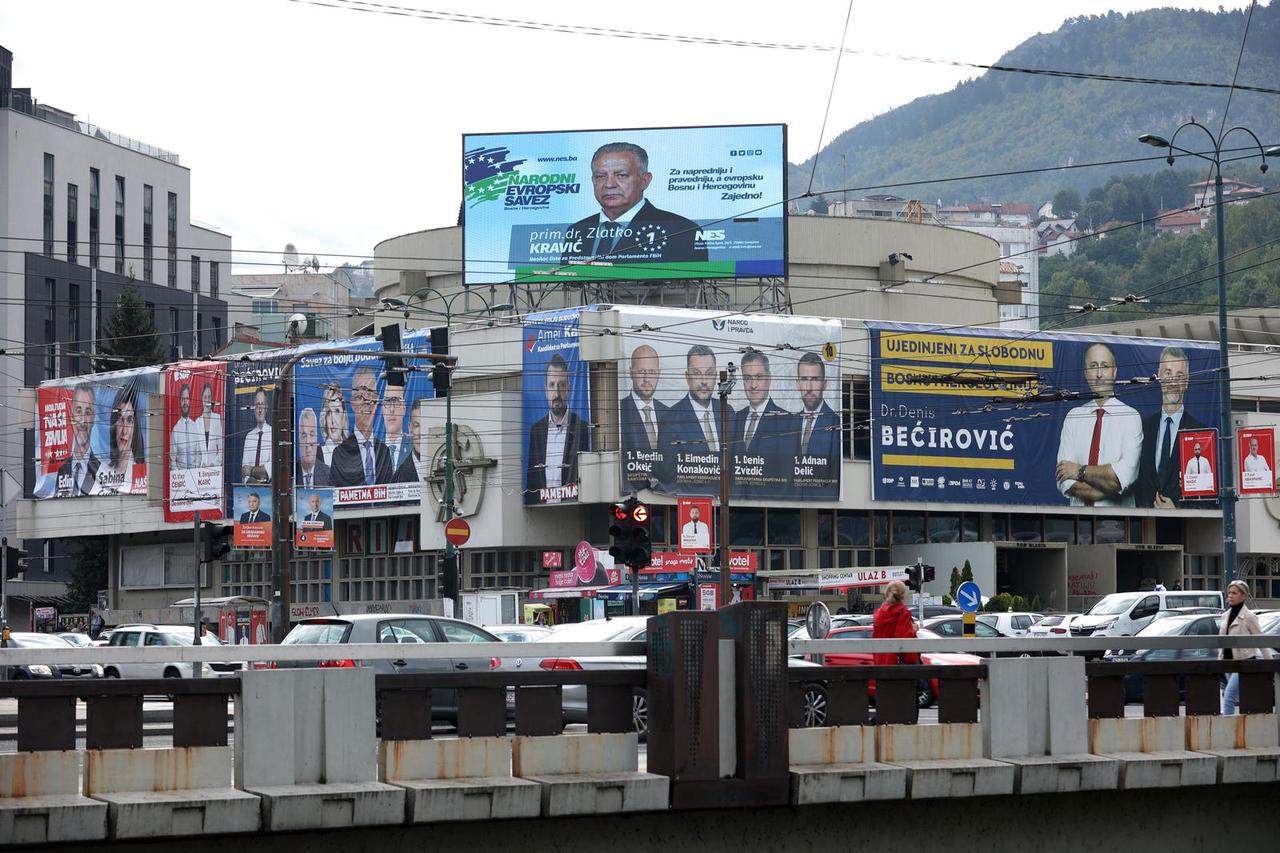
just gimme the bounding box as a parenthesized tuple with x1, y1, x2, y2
(1139, 122, 1280, 587)
(381, 291, 512, 616)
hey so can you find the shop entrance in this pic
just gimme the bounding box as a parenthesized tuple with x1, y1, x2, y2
(993, 544, 1068, 611)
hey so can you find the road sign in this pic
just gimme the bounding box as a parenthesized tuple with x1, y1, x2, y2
(957, 581, 982, 613)
(444, 518, 471, 547)
(962, 612, 977, 636)
(805, 602, 831, 640)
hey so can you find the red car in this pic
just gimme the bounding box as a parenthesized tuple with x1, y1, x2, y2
(814, 625, 982, 709)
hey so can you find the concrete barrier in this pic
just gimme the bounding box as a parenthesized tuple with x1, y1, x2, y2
(237, 668, 404, 832)
(380, 737, 540, 822)
(983, 657, 1119, 795)
(0, 750, 106, 845)
(788, 726, 906, 804)
(512, 733, 668, 816)
(877, 722, 1014, 799)
(1089, 716, 1216, 789)
(1186, 714, 1280, 784)
(83, 746, 259, 839)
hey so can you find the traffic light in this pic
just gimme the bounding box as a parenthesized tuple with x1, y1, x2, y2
(441, 552, 459, 601)
(608, 498, 651, 568)
(430, 326, 451, 393)
(923, 564, 936, 584)
(905, 563, 922, 592)
(202, 523, 234, 564)
(377, 323, 405, 387)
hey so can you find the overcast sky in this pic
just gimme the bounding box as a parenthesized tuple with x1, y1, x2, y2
(0, 0, 1254, 271)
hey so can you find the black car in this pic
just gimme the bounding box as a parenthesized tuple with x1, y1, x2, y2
(3, 632, 102, 679)
(1103, 613, 1221, 702)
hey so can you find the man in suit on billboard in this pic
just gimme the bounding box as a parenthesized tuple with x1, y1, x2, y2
(730, 349, 791, 496)
(239, 492, 270, 524)
(525, 353, 590, 501)
(1135, 345, 1206, 508)
(1056, 342, 1144, 506)
(295, 407, 330, 488)
(240, 389, 273, 484)
(329, 367, 393, 488)
(302, 492, 333, 531)
(561, 142, 708, 266)
(793, 352, 840, 462)
(659, 345, 723, 462)
(55, 383, 100, 497)
(620, 344, 666, 488)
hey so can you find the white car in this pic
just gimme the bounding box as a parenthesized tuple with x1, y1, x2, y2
(975, 612, 1044, 638)
(102, 624, 241, 679)
(1028, 613, 1079, 637)
(486, 624, 553, 643)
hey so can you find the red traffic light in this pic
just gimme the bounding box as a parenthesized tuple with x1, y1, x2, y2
(611, 504, 629, 521)
(631, 503, 650, 524)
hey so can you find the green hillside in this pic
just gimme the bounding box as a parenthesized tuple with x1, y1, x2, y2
(793, 4, 1280, 205)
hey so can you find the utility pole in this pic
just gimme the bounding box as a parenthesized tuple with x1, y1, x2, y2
(717, 366, 736, 605)
(1, 535, 7, 649)
(192, 511, 202, 678)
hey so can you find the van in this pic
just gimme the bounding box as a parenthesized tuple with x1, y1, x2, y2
(1071, 590, 1223, 637)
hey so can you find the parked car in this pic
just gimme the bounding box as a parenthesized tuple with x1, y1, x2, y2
(1102, 613, 1222, 702)
(276, 614, 504, 721)
(817, 625, 983, 709)
(102, 625, 240, 679)
(1028, 614, 1079, 637)
(1259, 611, 1280, 635)
(57, 632, 94, 647)
(1072, 590, 1224, 637)
(523, 616, 828, 735)
(3, 633, 102, 680)
(921, 615, 1008, 639)
(976, 612, 1044, 638)
(486, 625, 553, 643)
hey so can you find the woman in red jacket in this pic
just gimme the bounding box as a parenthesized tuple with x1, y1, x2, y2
(872, 580, 920, 666)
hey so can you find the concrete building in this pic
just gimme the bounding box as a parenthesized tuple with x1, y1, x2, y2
(226, 271, 356, 342)
(0, 45, 230, 585)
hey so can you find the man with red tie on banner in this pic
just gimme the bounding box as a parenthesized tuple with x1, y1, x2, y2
(1055, 342, 1144, 506)
(1180, 430, 1218, 498)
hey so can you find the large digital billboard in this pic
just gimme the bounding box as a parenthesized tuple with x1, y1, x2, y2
(33, 367, 159, 499)
(463, 124, 786, 286)
(616, 306, 842, 501)
(522, 308, 591, 505)
(164, 361, 227, 522)
(293, 329, 434, 509)
(869, 322, 1222, 508)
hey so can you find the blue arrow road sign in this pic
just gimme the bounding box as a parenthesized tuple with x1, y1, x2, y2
(957, 581, 982, 613)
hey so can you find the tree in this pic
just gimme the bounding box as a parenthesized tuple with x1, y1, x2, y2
(960, 560, 974, 586)
(94, 282, 165, 372)
(1052, 188, 1082, 218)
(949, 566, 962, 599)
(66, 537, 108, 614)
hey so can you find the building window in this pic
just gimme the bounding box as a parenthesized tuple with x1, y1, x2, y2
(844, 376, 870, 460)
(251, 298, 279, 314)
(88, 169, 100, 269)
(167, 192, 177, 287)
(68, 283, 81, 374)
(170, 307, 181, 361)
(212, 315, 223, 350)
(210, 260, 219, 299)
(44, 278, 57, 379)
(114, 176, 125, 275)
(43, 154, 55, 256)
(66, 183, 78, 264)
(142, 184, 154, 282)
(191, 255, 201, 294)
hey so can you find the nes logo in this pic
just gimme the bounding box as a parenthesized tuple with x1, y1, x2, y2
(695, 230, 725, 241)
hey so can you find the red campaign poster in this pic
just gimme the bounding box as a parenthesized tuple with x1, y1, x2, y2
(36, 386, 73, 476)
(163, 362, 227, 522)
(677, 496, 714, 554)
(1178, 429, 1218, 499)
(1238, 427, 1276, 496)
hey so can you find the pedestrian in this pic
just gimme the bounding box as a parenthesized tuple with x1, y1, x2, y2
(872, 580, 920, 666)
(1221, 579, 1270, 715)
(89, 610, 104, 640)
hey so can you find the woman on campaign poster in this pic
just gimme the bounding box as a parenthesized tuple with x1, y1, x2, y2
(93, 384, 146, 495)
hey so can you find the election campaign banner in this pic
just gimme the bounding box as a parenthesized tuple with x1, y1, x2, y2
(232, 485, 272, 549)
(869, 322, 1223, 508)
(522, 308, 591, 505)
(163, 361, 227, 522)
(1238, 427, 1276, 495)
(33, 367, 158, 499)
(1179, 429, 1218, 499)
(294, 487, 335, 550)
(226, 359, 281, 499)
(293, 328, 434, 509)
(678, 496, 714, 554)
(616, 306, 842, 501)
(463, 123, 786, 286)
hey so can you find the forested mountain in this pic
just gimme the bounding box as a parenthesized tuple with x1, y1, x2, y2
(793, 4, 1280, 204)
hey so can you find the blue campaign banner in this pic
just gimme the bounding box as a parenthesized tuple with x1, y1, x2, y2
(463, 124, 786, 286)
(225, 359, 281, 503)
(293, 329, 434, 509)
(522, 308, 591, 505)
(869, 322, 1222, 508)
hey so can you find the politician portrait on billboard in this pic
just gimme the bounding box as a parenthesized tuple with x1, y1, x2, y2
(33, 367, 159, 499)
(869, 322, 1222, 508)
(522, 308, 591, 505)
(462, 124, 786, 286)
(616, 306, 841, 501)
(164, 361, 227, 522)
